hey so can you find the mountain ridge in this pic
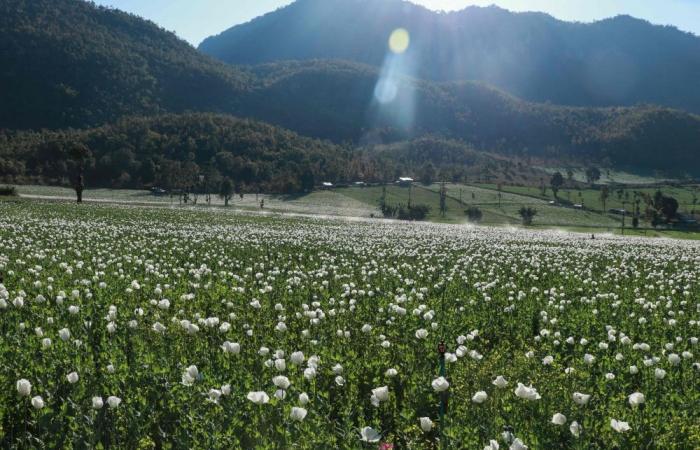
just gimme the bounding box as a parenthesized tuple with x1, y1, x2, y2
(1, 0, 699, 180)
(199, 0, 700, 113)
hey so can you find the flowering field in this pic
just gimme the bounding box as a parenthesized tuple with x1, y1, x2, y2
(0, 201, 699, 449)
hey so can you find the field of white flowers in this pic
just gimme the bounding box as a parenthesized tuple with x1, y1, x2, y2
(0, 201, 698, 449)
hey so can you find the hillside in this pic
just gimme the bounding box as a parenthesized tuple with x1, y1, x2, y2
(0, 113, 522, 191)
(200, 0, 700, 113)
(0, 0, 251, 130)
(0, 113, 346, 192)
(245, 61, 700, 174)
(0, 0, 699, 177)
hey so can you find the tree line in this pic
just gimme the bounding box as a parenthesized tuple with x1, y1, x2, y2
(0, 114, 519, 194)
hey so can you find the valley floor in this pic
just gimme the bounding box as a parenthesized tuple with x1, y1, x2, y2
(8, 183, 700, 240)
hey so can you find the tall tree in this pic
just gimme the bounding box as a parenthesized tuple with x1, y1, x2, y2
(585, 167, 601, 186)
(566, 168, 574, 185)
(301, 168, 315, 192)
(465, 206, 482, 223)
(550, 172, 564, 200)
(421, 162, 436, 186)
(68, 143, 92, 203)
(219, 177, 234, 207)
(518, 207, 537, 226)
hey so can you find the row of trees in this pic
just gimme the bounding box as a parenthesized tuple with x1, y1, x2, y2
(0, 114, 535, 194)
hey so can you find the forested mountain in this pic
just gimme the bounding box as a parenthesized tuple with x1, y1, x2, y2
(0, 0, 251, 130)
(200, 0, 700, 113)
(243, 61, 700, 173)
(0, 0, 699, 185)
(0, 113, 513, 190)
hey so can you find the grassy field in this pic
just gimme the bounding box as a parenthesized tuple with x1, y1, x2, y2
(14, 185, 380, 219)
(338, 183, 621, 227)
(10, 183, 700, 239)
(537, 167, 676, 185)
(476, 183, 700, 214)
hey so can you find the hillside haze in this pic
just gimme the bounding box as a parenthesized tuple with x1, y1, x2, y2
(200, 0, 700, 113)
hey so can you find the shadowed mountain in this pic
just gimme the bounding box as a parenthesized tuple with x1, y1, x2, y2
(0, 0, 251, 130)
(200, 0, 700, 113)
(243, 60, 700, 173)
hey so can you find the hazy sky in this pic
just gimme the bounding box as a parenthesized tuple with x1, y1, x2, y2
(93, 0, 700, 46)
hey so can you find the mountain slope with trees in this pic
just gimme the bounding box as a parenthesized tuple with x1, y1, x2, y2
(0, 0, 251, 130)
(200, 0, 700, 113)
(0, 113, 514, 191)
(244, 61, 700, 174)
(0, 0, 699, 179)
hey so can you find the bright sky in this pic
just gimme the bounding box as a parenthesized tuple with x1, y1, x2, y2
(94, 0, 700, 46)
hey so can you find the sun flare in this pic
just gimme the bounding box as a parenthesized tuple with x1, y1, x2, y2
(388, 28, 410, 54)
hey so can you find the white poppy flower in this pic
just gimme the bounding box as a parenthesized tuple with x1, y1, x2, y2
(514, 383, 540, 401)
(221, 341, 240, 354)
(510, 438, 528, 450)
(290, 351, 305, 365)
(415, 329, 428, 339)
(272, 375, 291, 389)
(16, 379, 32, 397)
(31, 396, 45, 409)
(290, 407, 307, 421)
(431, 377, 449, 392)
(484, 439, 500, 450)
(572, 392, 591, 405)
(208, 389, 222, 403)
(551, 413, 566, 425)
(58, 328, 71, 341)
(92, 396, 104, 409)
(181, 365, 199, 386)
(472, 391, 488, 404)
(372, 386, 389, 402)
(492, 376, 508, 388)
(611, 419, 631, 433)
(360, 426, 381, 443)
(569, 421, 582, 437)
(247, 391, 270, 405)
(304, 367, 316, 380)
(628, 392, 645, 407)
(107, 396, 121, 408)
